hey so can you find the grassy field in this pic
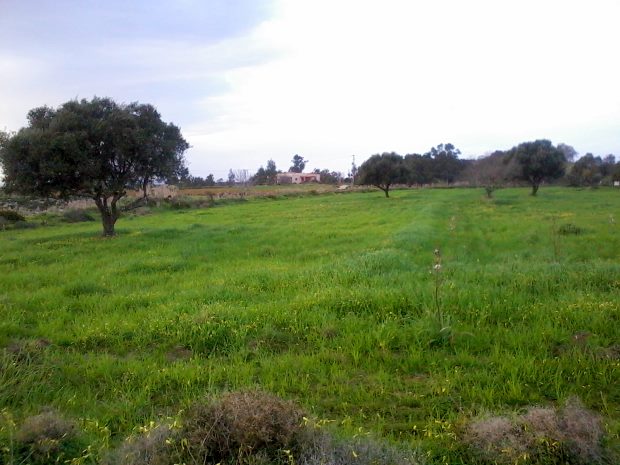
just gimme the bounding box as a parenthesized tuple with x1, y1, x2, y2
(1, 187, 619, 464)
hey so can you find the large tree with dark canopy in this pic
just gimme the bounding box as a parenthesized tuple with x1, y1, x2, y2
(567, 153, 603, 187)
(0, 97, 189, 236)
(289, 154, 307, 173)
(509, 139, 566, 195)
(357, 152, 404, 197)
(252, 159, 279, 185)
(424, 143, 465, 183)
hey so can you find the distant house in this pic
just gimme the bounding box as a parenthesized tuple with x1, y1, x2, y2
(276, 172, 321, 184)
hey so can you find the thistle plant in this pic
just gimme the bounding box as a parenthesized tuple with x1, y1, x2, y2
(550, 216, 560, 263)
(429, 248, 452, 347)
(432, 248, 442, 316)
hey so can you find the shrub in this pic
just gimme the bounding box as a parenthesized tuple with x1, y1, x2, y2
(297, 429, 423, 465)
(105, 393, 424, 465)
(14, 411, 84, 465)
(12, 220, 37, 229)
(169, 197, 192, 209)
(558, 397, 606, 464)
(0, 209, 25, 222)
(62, 209, 96, 223)
(557, 223, 583, 235)
(463, 415, 526, 463)
(462, 397, 608, 464)
(181, 390, 305, 464)
(6, 338, 52, 364)
(103, 424, 178, 465)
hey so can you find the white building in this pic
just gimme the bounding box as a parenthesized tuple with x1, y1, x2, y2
(276, 172, 321, 184)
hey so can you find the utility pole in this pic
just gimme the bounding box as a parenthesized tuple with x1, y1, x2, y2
(351, 155, 356, 187)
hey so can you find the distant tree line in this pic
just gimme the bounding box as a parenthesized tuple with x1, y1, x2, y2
(358, 140, 619, 197)
(173, 155, 347, 188)
(357, 144, 468, 197)
(566, 153, 618, 187)
(147, 141, 620, 194)
(462, 141, 619, 197)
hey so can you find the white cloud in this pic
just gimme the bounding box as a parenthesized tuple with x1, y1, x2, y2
(182, 0, 620, 174)
(2, 0, 619, 176)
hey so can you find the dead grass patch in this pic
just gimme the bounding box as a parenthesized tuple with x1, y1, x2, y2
(14, 410, 82, 465)
(463, 397, 608, 464)
(181, 389, 305, 464)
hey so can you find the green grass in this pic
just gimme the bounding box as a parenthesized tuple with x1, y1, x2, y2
(1, 187, 619, 463)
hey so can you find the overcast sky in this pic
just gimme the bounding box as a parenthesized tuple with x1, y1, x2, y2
(1, 0, 619, 178)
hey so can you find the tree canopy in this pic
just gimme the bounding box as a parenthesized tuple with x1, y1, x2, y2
(0, 97, 188, 236)
(252, 159, 279, 185)
(289, 154, 307, 173)
(509, 140, 566, 195)
(567, 153, 617, 187)
(357, 152, 404, 197)
(424, 143, 465, 183)
(461, 150, 513, 198)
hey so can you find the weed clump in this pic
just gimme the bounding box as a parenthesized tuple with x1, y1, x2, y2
(107, 394, 423, 465)
(297, 429, 423, 465)
(62, 208, 96, 222)
(14, 411, 83, 465)
(463, 397, 608, 464)
(0, 209, 25, 222)
(6, 338, 51, 363)
(0, 209, 29, 230)
(558, 223, 583, 235)
(181, 390, 304, 463)
(103, 424, 177, 465)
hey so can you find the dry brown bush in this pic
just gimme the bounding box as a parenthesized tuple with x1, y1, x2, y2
(297, 428, 423, 465)
(15, 410, 81, 464)
(6, 338, 51, 363)
(463, 397, 608, 464)
(465, 415, 528, 462)
(105, 392, 424, 465)
(103, 424, 178, 465)
(558, 397, 606, 463)
(182, 390, 305, 464)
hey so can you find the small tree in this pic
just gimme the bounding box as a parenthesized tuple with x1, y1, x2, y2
(567, 153, 603, 187)
(0, 97, 188, 236)
(612, 161, 620, 183)
(509, 139, 566, 195)
(251, 159, 278, 185)
(0, 130, 10, 189)
(557, 143, 578, 162)
(265, 159, 278, 184)
(463, 150, 514, 198)
(227, 169, 236, 186)
(313, 168, 342, 184)
(357, 152, 404, 197)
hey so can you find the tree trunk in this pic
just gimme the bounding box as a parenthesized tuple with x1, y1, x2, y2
(376, 184, 390, 197)
(94, 194, 123, 237)
(531, 183, 539, 196)
(141, 177, 150, 199)
(101, 211, 116, 237)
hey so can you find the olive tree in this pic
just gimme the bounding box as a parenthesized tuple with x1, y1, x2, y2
(357, 152, 404, 197)
(509, 140, 566, 195)
(0, 97, 188, 236)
